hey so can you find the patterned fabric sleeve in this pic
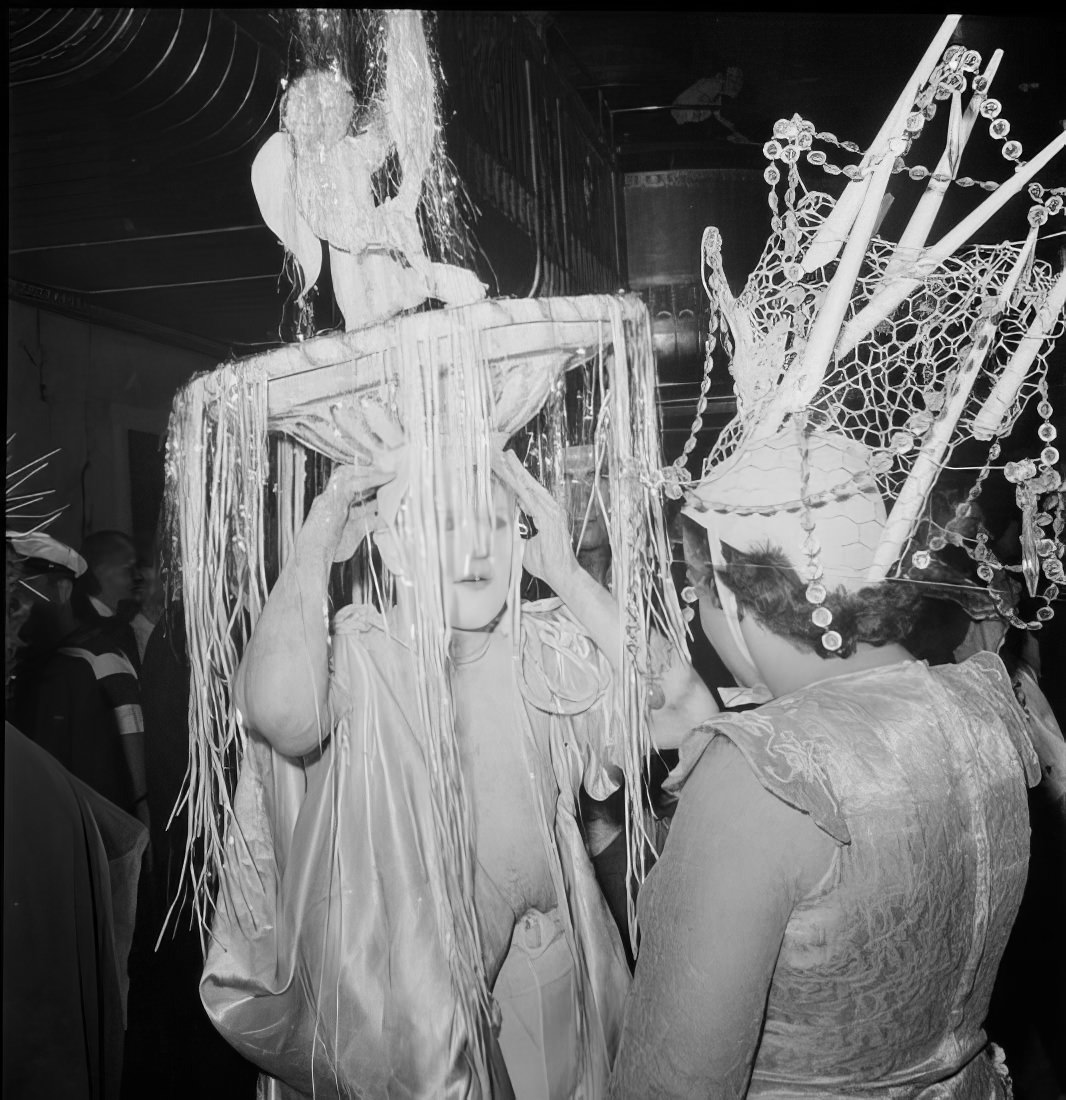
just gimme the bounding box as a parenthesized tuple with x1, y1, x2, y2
(666, 710, 851, 845)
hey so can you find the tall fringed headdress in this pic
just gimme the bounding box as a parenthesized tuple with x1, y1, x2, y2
(679, 15, 1065, 654)
(163, 10, 681, 1091)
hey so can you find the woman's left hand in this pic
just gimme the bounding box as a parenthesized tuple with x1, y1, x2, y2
(333, 498, 380, 562)
(492, 449, 579, 592)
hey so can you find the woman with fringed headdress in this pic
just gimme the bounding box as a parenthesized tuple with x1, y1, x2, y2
(192, 401, 708, 1099)
(610, 17, 1064, 1099)
(167, 12, 712, 1098)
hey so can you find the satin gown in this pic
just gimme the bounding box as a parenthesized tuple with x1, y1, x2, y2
(201, 599, 631, 1099)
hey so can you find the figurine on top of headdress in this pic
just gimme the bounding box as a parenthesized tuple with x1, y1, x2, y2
(252, 9, 485, 329)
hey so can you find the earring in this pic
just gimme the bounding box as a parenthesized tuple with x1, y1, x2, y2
(680, 585, 698, 623)
(798, 417, 842, 653)
(517, 511, 537, 540)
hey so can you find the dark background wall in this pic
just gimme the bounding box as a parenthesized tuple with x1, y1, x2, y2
(7, 10, 1064, 544)
(7, 299, 212, 549)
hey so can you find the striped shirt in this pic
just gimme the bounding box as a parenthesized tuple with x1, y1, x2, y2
(22, 614, 147, 810)
(58, 646, 144, 736)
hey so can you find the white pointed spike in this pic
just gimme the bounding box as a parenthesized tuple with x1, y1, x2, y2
(927, 131, 1065, 266)
(801, 14, 963, 273)
(867, 239, 1045, 581)
(837, 128, 1066, 359)
(971, 264, 1066, 439)
(5, 448, 61, 482)
(800, 175, 871, 275)
(881, 50, 1003, 283)
(945, 90, 964, 174)
(756, 147, 900, 440)
(997, 222, 1042, 309)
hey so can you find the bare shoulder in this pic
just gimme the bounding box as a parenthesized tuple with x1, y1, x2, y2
(673, 734, 836, 900)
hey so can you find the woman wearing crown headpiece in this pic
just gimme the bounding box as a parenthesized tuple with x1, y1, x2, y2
(609, 15, 1065, 1097)
(609, 424, 1042, 1098)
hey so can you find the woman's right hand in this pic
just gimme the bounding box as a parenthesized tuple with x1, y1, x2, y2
(309, 400, 407, 550)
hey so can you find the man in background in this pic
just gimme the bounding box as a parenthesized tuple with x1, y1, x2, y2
(5, 517, 147, 1100)
(19, 531, 150, 836)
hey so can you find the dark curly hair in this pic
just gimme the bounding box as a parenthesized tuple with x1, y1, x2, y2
(679, 515, 923, 659)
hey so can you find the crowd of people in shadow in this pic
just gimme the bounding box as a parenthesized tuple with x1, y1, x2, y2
(5, 525, 256, 1098)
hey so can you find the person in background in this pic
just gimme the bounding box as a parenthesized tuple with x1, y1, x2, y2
(72, 531, 142, 662)
(561, 447, 698, 966)
(20, 531, 150, 837)
(118, 598, 259, 1100)
(895, 487, 1066, 1098)
(5, 512, 147, 1100)
(129, 538, 165, 663)
(6, 540, 79, 709)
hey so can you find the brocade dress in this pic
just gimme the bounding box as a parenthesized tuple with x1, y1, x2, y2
(620, 653, 1039, 1099)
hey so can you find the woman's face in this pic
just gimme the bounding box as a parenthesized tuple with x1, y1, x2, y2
(94, 539, 140, 612)
(441, 478, 516, 631)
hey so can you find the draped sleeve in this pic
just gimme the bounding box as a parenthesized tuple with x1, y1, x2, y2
(518, 598, 612, 715)
(201, 603, 508, 1099)
(518, 598, 619, 800)
(665, 653, 1041, 849)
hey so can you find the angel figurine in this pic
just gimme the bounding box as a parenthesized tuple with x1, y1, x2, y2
(252, 10, 484, 330)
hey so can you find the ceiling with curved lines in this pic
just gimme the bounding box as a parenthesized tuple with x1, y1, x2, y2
(8, 10, 1066, 356)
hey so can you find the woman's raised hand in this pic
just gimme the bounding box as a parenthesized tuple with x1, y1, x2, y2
(314, 400, 407, 556)
(492, 449, 579, 591)
(329, 398, 406, 482)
